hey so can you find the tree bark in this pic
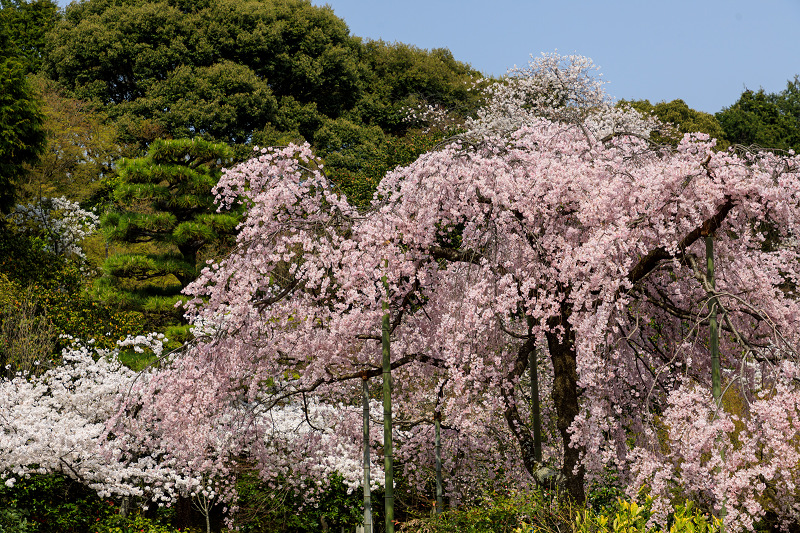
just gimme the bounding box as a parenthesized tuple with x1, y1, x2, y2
(174, 496, 192, 529)
(502, 336, 538, 476)
(546, 306, 585, 503)
(530, 340, 542, 464)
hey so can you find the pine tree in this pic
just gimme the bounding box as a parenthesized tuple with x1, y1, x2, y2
(98, 138, 238, 341)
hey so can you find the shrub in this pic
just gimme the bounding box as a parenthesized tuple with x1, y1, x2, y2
(572, 498, 720, 533)
(0, 474, 116, 533)
(399, 490, 572, 533)
(232, 471, 364, 533)
(399, 491, 721, 533)
(92, 514, 183, 533)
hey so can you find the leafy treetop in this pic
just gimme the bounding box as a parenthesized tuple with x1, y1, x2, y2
(716, 77, 800, 152)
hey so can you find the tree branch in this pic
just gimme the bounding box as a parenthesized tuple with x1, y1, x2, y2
(627, 197, 735, 285)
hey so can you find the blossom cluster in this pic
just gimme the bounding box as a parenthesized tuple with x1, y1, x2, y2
(465, 52, 661, 141)
(13, 196, 99, 260)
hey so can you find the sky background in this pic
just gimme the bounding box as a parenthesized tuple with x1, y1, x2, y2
(308, 0, 800, 114)
(53, 0, 800, 114)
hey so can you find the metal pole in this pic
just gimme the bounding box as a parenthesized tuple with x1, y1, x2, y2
(381, 273, 394, 533)
(434, 410, 443, 514)
(362, 375, 373, 533)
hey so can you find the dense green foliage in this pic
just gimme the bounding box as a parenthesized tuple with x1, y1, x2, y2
(0, 223, 61, 287)
(0, 474, 117, 533)
(45, 0, 358, 115)
(43, 0, 478, 141)
(0, 21, 46, 213)
(0, 0, 59, 73)
(232, 472, 364, 533)
(0, 228, 145, 372)
(399, 492, 722, 533)
(0, 474, 188, 533)
(98, 137, 237, 339)
(42, 0, 481, 203)
(20, 76, 120, 203)
(623, 99, 728, 148)
(399, 490, 572, 533)
(93, 514, 185, 533)
(716, 77, 800, 152)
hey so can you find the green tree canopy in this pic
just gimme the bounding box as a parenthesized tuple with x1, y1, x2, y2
(42, 0, 481, 204)
(98, 137, 238, 334)
(716, 78, 800, 152)
(622, 98, 728, 148)
(0, 0, 60, 73)
(128, 60, 278, 145)
(19, 76, 120, 203)
(355, 40, 479, 133)
(44, 0, 363, 141)
(0, 19, 46, 214)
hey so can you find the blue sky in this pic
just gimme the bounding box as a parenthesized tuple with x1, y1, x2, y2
(54, 0, 800, 114)
(310, 0, 800, 113)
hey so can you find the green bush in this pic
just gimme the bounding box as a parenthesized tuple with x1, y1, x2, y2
(92, 514, 183, 533)
(232, 471, 363, 532)
(0, 507, 34, 533)
(398, 491, 721, 533)
(399, 490, 572, 533)
(0, 474, 116, 533)
(573, 498, 720, 533)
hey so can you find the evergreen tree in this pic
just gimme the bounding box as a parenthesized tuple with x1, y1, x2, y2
(42, 0, 481, 204)
(716, 78, 800, 152)
(0, 0, 60, 74)
(98, 137, 238, 338)
(0, 14, 46, 214)
(623, 98, 729, 148)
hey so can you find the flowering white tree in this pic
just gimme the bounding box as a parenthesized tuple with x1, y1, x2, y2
(13, 196, 99, 260)
(0, 334, 240, 519)
(463, 52, 662, 141)
(1, 336, 166, 498)
(1, 333, 391, 529)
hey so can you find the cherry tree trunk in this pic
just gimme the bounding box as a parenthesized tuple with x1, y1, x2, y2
(502, 337, 538, 477)
(530, 343, 542, 464)
(706, 234, 722, 404)
(546, 308, 585, 503)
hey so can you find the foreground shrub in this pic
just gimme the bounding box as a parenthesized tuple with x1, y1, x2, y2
(0, 474, 115, 533)
(399, 490, 572, 533)
(92, 514, 183, 533)
(399, 491, 721, 533)
(231, 471, 364, 532)
(573, 499, 720, 533)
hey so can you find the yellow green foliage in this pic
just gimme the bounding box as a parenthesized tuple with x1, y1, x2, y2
(93, 513, 185, 533)
(571, 498, 720, 533)
(400, 491, 720, 533)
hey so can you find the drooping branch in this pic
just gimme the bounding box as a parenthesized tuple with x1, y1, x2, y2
(429, 245, 487, 266)
(261, 352, 447, 413)
(627, 197, 735, 286)
(501, 336, 538, 477)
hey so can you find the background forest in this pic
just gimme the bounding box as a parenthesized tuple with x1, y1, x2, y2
(2, 0, 800, 532)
